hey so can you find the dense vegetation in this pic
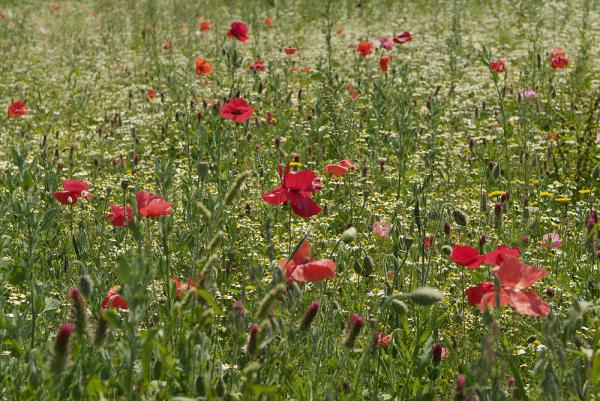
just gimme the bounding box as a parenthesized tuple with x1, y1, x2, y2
(0, 0, 599, 400)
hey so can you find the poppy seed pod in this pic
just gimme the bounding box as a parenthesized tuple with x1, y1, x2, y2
(451, 209, 467, 226)
(342, 226, 357, 243)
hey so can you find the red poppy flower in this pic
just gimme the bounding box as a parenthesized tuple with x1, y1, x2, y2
(489, 59, 506, 73)
(465, 282, 495, 306)
(104, 204, 134, 227)
(170, 277, 195, 298)
(393, 31, 413, 44)
(262, 163, 323, 218)
(380, 55, 391, 72)
(249, 60, 268, 72)
(8, 100, 28, 117)
(424, 235, 435, 248)
(54, 179, 92, 205)
(549, 48, 568, 69)
(227, 21, 249, 42)
(324, 160, 355, 176)
(146, 90, 156, 100)
(346, 85, 360, 100)
(102, 288, 128, 310)
(264, 17, 272, 26)
(195, 57, 213, 76)
(284, 47, 297, 55)
(220, 98, 254, 122)
(136, 191, 173, 218)
(466, 256, 549, 317)
(278, 240, 336, 283)
(451, 244, 520, 270)
(357, 41, 373, 57)
(199, 21, 211, 31)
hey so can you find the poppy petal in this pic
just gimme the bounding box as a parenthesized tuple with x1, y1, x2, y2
(287, 191, 321, 218)
(291, 260, 336, 282)
(261, 187, 288, 205)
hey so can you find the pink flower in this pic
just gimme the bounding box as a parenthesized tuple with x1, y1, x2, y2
(374, 331, 392, 347)
(372, 220, 392, 239)
(377, 36, 395, 50)
(541, 232, 562, 249)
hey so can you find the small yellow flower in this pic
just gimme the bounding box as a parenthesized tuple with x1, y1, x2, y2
(531, 179, 541, 186)
(578, 189, 591, 195)
(555, 197, 571, 204)
(289, 161, 302, 168)
(245, 285, 255, 292)
(539, 191, 552, 198)
(488, 190, 506, 197)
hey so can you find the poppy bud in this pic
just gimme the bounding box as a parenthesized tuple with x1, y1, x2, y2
(342, 226, 357, 243)
(432, 342, 443, 366)
(391, 299, 408, 316)
(216, 377, 225, 397)
(378, 158, 385, 171)
(195, 375, 207, 396)
(78, 274, 94, 297)
(452, 210, 468, 226)
(95, 311, 108, 346)
(441, 245, 452, 256)
(299, 301, 320, 331)
(362, 255, 374, 276)
(274, 135, 281, 148)
(197, 161, 210, 180)
(521, 235, 529, 245)
(343, 314, 364, 348)
(407, 287, 443, 306)
(480, 191, 488, 213)
(444, 222, 451, 235)
(51, 323, 75, 373)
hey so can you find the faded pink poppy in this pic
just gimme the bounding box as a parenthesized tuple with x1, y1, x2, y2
(541, 232, 562, 248)
(372, 220, 392, 239)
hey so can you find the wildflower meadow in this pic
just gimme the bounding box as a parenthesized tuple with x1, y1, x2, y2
(1, 0, 599, 400)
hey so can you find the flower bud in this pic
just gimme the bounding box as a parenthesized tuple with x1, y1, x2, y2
(407, 287, 443, 306)
(78, 274, 94, 298)
(452, 209, 468, 226)
(343, 314, 364, 348)
(51, 323, 75, 373)
(299, 301, 320, 331)
(247, 323, 260, 355)
(432, 342, 443, 366)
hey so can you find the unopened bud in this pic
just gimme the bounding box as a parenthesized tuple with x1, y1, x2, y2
(299, 301, 320, 331)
